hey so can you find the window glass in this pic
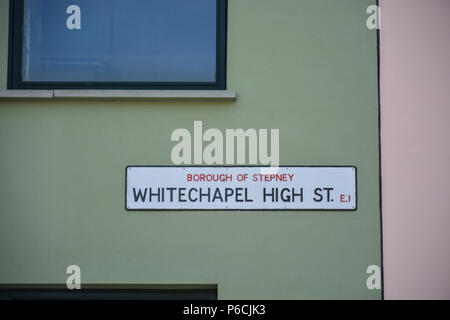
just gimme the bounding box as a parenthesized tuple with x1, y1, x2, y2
(22, 0, 217, 83)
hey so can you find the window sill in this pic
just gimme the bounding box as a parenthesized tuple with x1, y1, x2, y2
(0, 90, 53, 99)
(0, 90, 237, 101)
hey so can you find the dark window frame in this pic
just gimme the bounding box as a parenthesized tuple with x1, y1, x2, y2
(7, 0, 228, 90)
(0, 288, 218, 300)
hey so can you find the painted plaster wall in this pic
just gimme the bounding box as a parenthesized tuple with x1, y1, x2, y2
(0, 0, 381, 299)
(380, 0, 450, 300)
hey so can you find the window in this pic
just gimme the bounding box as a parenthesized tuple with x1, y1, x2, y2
(8, 0, 227, 90)
(0, 287, 218, 300)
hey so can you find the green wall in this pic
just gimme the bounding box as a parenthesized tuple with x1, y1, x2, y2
(0, 0, 381, 299)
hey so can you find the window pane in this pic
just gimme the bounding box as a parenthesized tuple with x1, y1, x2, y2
(22, 0, 217, 83)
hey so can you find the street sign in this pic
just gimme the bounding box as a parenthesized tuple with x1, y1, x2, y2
(126, 166, 357, 211)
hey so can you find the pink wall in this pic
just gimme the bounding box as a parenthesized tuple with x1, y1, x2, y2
(380, 0, 450, 299)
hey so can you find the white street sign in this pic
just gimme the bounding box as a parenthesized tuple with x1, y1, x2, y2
(126, 166, 357, 211)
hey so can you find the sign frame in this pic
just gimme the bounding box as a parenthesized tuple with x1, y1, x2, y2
(125, 165, 358, 212)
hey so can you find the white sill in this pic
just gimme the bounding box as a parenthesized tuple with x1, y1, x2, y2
(0, 90, 237, 101)
(0, 90, 53, 99)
